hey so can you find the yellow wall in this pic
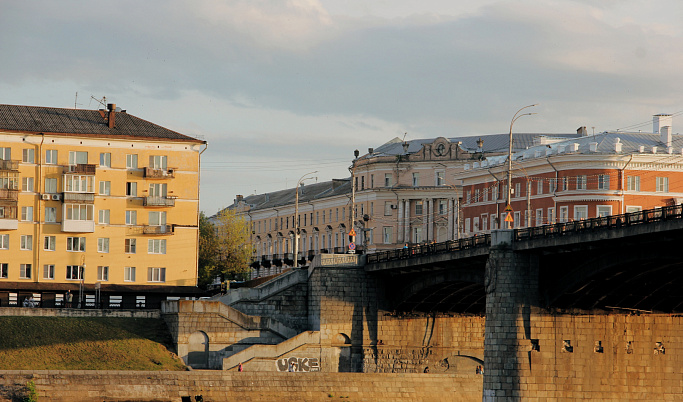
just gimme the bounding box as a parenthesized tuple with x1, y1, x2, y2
(0, 132, 202, 288)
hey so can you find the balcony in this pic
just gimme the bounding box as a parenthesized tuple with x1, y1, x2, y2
(0, 189, 18, 201)
(67, 164, 97, 174)
(62, 220, 95, 233)
(63, 192, 94, 204)
(144, 167, 175, 179)
(0, 160, 19, 171)
(0, 218, 18, 230)
(143, 196, 176, 207)
(141, 225, 174, 235)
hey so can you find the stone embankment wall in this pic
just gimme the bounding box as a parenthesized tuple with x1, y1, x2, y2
(0, 371, 482, 402)
(230, 281, 309, 331)
(0, 307, 159, 319)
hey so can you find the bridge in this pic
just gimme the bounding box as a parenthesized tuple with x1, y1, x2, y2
(366, 205, 683, 314)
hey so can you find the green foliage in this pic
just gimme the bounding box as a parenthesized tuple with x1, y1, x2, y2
(198, 210, 252, 288)
(0, 317, 186, 371)
(23, 380, 38, 402)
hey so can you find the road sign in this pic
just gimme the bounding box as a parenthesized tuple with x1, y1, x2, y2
(348, 242, 356, 250)
(349, 228, 356, 236)
(504, 212, 514, 223)
(504, 204, 513, 212)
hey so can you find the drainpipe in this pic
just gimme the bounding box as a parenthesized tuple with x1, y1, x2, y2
(620, 155, 634, 214)
(196, 143, 208, 287)
(546, 156, 558, 222)
(36, 133, 45, 286)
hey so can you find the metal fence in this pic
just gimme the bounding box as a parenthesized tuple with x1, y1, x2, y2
(367, 205, 683, 264)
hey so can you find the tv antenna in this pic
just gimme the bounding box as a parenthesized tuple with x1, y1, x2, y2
(89, 95, 107, 109)
(74, 92, 83, 109)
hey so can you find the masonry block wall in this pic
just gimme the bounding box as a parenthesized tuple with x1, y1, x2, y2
(309, 266, 485, 374)
(231, 281, 309, 331)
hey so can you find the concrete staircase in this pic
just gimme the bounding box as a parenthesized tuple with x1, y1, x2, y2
(223, 330, 320, 370)
(215, 268, 308, 306)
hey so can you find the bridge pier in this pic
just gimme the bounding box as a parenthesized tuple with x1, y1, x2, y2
(483, 230, 539, 401)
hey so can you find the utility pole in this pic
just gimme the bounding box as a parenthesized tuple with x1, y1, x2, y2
(293, 171, 317, 268)
(506, 104, 538, 228)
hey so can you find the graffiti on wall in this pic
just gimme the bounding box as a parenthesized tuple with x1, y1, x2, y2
(276, 357, 320, 372)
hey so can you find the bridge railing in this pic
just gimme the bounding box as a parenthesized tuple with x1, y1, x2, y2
(514, 204, 683, 241)
(366, 234, 491, 264)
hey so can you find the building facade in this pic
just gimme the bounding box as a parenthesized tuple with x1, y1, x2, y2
(458, 115, 683, 234)
(0, 104, 205, 308)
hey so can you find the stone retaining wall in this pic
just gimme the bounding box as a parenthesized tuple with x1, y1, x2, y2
(0, 371, 482, 402)
(0, 307, 159, 319)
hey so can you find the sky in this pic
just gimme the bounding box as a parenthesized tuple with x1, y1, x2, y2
(2, 0, 683, 215)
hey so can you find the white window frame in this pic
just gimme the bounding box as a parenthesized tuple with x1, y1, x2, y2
(22, 148, 35, 163)
(125, 238, 137, 254)
(536, 208, 543, 226)
(45, 207, 56, 223)
(126, 210, 137, 225)
(22, 177, 34, 192)
(576, 175, 587, 190)
(627, 176, 640, 191)
(21, 206, 33, 221)
(436, 171, 445, 186)
(148, 267, 166, 283)
(66, 265, 84, 280)
(69, 151, 88, 165)
(99, 180, 111, 196)
(148, 239, 166, 254)
(149, 155, 167, 169)
(596, 205, 612, 217)
(656, 177, 669, 192)
(97, 238, 109, 253)
(98, 209, 110, 224)
(126, 154, 138, 169)
(65, 204, 93, 221)
(20, 263, 31, 279)
(66, 237, 86, 252)
(126, 182, 137, 197)
(43, 264, 55, 280)
(124, 266, 136, 282)
(598, 174, 610, 190)
(148, 211, 166, 226)
(64, 175, 94, 193)
(384, 173, 392, 187)
(45, 149, 58, 165)
(537, 180, 543, 195)
(0, 263, 7, 278)
(382, 227, 392, 244)
(44, 178, 57, 193)
(574, 205, 588, 220)
(548, 207, 556, 224)
(44, 235, 56, 251)
(97, 266, 109, 281)
(412, 173, 419, 187)
(99, 153, 111, 168)
(20, 235, 33, 250)
(0, 234, 8, 249)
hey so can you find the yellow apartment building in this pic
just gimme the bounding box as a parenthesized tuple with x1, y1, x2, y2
(0, 103, 206, 308)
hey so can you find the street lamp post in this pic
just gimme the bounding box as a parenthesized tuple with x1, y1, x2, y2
(294, 171, 317, 268)
(349, 150, 359, 253)
(506, 104, 538, 229)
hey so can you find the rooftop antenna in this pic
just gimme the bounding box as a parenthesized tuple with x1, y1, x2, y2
(74, 92, 83, 109)
(89, 95, 107, 109)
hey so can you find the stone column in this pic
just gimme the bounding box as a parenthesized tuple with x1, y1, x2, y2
(427, 198, 434, 241)
(483, 229, 539, 401)
(404, 199, 410, 243)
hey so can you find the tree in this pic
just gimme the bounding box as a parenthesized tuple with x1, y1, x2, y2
(198, 210, 252, 288)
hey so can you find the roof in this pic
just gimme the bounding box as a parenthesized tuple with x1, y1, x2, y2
(0, 104, 204, 143)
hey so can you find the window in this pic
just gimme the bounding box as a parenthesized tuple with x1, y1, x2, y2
(66, 237, 86, 252)
(548, 207, 556, 224)
(0, 263, 7, 278)
(656, 177, 669, 192)
(492, 186, 498, 201)
(97, 266, 109, 281)
(44, 178, 57, 193)
(0, 234, 7, 249)
(44, 236, 56, 251)
(466, 191, 471, 204)
(69, 151, 88, 165)
(439, 200, 447, 215)
(124, 266, 136, 282)
(482, 215, 488, 232)
(574, 205, 588, 220)
(45, 150, 58, 164)
(384, 173, 392, 187)
(598, 175, 610, 190)
(384, 202, 393, 216)
(148, 267, 166, 282)
(0, 147, 10, 160)
(45, 207, 56, 223)
(382, 227, 393, 244)
(66, 265, 84, 280)
(537, 180, 543, 195)
(0, 172, 18, 190)
(97, 209, 110, 224)
(148, 239, 166, 254)
(560, 177, 568, 191)
(513, 211, 521, 229)
(627, 176, 640, 191)
(483, 188, 489, 202)
(149, 211, 166, 226)
(126, 182, 137, 197)
(149, 183, 167, 197)
(21, 206, 32, 221)
(97, 238, 109, 253)
(576, 175, 587, 190)
(22, 149, 34, 163)
(436, 171, 445, 186)
(20, 235, 32, 250)
(491, 213, 498, 230)
(415, 201, 423, 215)
(43, 264, 55, 280)
(413, 227, 423, 243)
(149, 155, 167, 169)
(474, 189, 480, 202)
(514, 183, 521, 198)
(597, 205, 612, 217)
(99, 181, 111, 195)
(126, 154, 138, 169)
(126, 210, 137, 225)
(412, 173, 419, 187)
(536, 209, 543, 226)
(548, 178, 556, 193)
(559, 206, 569, 223)
(20, 264, 31, 279)
(64, 174, 95, 193)
(99, 153, 111, 167)
(464, 218, 471, 234)
(125, 238, 137, 254)
(66, 204, 93, 221)
(22, 177, 34, 192)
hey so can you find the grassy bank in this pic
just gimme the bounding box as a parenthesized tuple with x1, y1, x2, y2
(0, 317, 187, 371)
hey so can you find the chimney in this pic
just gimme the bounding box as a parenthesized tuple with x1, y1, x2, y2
(107, 103, 116, 129)
(235, 194, 243, 204)
(661, 126, 672, 148)
(653, 114, 672, 134)
(577, 126, 588, 136)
